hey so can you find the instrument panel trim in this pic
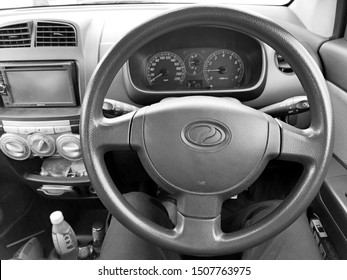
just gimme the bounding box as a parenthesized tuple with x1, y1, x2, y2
(124, 41, 267, 104)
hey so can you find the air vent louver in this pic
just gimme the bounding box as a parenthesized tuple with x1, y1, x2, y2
(0, 23, 31, 48)
(275, 53, 293, 74)
(36, 22, 77, 47)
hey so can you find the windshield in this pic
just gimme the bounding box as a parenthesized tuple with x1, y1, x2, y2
(0, 0, 291, 10)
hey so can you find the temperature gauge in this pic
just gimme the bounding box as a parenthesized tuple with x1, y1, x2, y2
(185, 53, 204, 76)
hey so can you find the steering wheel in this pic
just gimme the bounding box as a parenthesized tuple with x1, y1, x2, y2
(80, 6, 333, 256)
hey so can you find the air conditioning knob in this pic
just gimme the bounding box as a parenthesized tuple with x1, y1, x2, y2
(27, 133, 55, 157)
(0, 133, 31, 160)
(56, 134, 81, 161)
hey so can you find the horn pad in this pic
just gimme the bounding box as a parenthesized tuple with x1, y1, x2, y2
(132, 96, 271, 195)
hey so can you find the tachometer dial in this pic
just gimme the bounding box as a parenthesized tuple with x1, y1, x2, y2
(184, 53, 204, 76)
(203, 49, 244, 89)
(146, 52, 186, 89)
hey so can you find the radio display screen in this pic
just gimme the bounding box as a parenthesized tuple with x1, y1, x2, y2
(1, 62, 77, 107)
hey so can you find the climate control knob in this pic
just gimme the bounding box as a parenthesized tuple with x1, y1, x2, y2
(0, 133, 31, 160)
(27, 133, 55, 157)
(56, 134, 82, 161)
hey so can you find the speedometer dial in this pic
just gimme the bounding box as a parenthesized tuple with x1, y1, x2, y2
(203, 49, 244, 89)
(146, 52, 186, 89)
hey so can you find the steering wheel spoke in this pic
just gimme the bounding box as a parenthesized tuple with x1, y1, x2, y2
(277, 120, 321, 165)
(174, 212, 223, 248)
(170, 193, 224, 248)
(92, 112, 135, 153)
(176, 193, 224, 219)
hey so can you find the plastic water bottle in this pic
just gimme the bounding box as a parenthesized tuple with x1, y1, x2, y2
(50, 211, 78, 260)
(91, 222, 105, 258)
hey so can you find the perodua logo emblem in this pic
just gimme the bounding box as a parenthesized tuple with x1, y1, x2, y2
(181, 120, 231, 152)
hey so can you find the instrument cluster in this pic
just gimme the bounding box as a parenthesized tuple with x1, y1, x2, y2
(145, 49, 244, 91)
(126, 27, 265, 102)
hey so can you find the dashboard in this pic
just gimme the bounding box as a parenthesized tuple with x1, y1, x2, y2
(0, 3, 325, 198)
(0, 4, 324, 109)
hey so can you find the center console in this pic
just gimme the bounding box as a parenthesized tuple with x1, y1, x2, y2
(0, 60, 93, 199)
(0, 120, 80, 160)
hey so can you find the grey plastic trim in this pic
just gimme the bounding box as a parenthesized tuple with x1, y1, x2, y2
(24, 173, 90, 186)
(327, 82, 347, 167)
(320, 39, 347, 92)
(315, 192, 347, 260)
(320, 176, 347, 237)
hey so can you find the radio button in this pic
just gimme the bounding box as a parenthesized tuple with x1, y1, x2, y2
(18, 127, 36, 135)
(36, 127, 55, 134)
(3, 126, 19, 134)
(54, 126, 72, 134)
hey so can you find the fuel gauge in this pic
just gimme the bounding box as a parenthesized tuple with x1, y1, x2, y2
(184, 53, 204, 76)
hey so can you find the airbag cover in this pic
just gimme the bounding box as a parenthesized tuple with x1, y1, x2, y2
(139, 96, 269, 194)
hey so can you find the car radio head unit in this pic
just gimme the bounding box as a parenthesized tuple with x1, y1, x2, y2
(0, 61, 77, 108)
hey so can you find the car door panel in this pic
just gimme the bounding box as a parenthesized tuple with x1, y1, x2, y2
(312, 37, 347, 259)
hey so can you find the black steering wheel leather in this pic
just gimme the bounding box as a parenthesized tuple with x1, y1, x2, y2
(80, 6, 333, 256)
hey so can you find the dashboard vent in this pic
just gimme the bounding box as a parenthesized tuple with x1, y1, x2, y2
(275, 53, 293, 74)
(0, 23, 31, 48)
(36, 22, 77, 47)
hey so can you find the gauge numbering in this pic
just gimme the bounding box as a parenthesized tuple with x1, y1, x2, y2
(146, 52, 186, 87)
(203, 49, 244, 88)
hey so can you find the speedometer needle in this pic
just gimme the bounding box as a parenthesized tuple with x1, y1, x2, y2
(207, 67, 227, 74)
(150, 73, 163, 82)
(150, 68, 168, 83)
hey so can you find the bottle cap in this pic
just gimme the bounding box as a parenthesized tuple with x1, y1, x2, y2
(50, 211, 64, 225)
(92, 222, 105, 244)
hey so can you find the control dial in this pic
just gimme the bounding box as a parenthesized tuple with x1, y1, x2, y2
(0, 133, 31, 160)
(27, 133, 55, 157)
(56, 134, 82, 161)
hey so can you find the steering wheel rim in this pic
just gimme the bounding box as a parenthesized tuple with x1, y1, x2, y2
(81, 5, 333, 256)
